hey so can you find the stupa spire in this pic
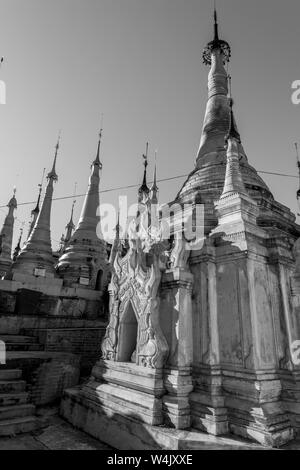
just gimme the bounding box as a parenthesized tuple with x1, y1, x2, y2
(64, 199, 76, 245)
(221, 98, 246, 198)
(76, 128, 102, 234)
(93, 128, 103, 168)
(213, 6, 219, 42)
(0, 188, 17, 275)
(12, 227, 23, 261)
(27, 176, 44, 239)
(109, 210, 121, 265)
(9, 136, 60, 277)
(196, 7, 233, 164)
(150, 150, 159, 205)
(138, 142, 150, 204)
(47, 133, 60, 181)
(56, 128, 107, 289)
(176, 7, 272, 212)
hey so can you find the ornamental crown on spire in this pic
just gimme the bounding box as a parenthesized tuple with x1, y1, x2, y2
(202, 8, 231, 65)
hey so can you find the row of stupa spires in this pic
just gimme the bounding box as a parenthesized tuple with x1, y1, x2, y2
(0, 130, 106, 287)
(0, 126, 160, 287)
(0, 7, 286, 283)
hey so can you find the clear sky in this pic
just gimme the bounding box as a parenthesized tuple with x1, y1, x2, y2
(0, 0, 299, 249)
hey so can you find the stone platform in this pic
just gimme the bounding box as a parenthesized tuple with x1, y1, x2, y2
(60, 388, 265, 450)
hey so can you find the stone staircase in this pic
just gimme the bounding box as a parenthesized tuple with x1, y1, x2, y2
(0, 334, 44, 436)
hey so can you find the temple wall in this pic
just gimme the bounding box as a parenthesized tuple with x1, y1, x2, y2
(189, 252, 294, 372)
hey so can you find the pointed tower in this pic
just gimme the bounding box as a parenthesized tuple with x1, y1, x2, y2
(138, 142, 150, 205)
(176, 7, 272, 230)
(150, 152, 159, 205)
(109, 210, 120, 266)
(9, 137, 60, 277)
(213, 97, 259, 228)
(56, 130, 107, 290)
(0, 188, 17, 275)
(64, 200, 76, 247)
(12, 227, 23, 261)
(27, 183, 42, 239)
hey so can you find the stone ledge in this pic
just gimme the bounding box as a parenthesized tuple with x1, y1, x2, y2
(60, 387, 265, 450)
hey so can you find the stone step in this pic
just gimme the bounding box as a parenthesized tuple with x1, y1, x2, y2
(0, 369, 22, 381)
(0, 335, 38, 344)
(0, 404, 35, 421)
(4, 343, 44, 352)
(0, 416, 39, 437)
(0, 380, 26, 394)
(0, 392, 29, 407)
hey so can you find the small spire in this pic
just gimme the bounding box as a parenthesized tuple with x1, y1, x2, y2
(139, 142, 149, 195)
(221, 99, 246, 198)
(47, 132, 60, 181)
(93, 127, 103, 169)
(150, 150, 159, 204)
(203, 5, 231, 65)
(32, 183, 42, 215)
(8, 187, 17, 210)
(225, 83, 241, 144)
(13, 227, 23, 261)
(68, 199, 76, 227)
(109, 209, 121, 264)
(214, 6, 219, 42)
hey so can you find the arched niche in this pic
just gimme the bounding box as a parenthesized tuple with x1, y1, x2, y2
(95, 269, 103, 291)
(116, 301, 138, 363)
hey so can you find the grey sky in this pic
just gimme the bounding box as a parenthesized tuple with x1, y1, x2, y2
(0, 0, 299, 248)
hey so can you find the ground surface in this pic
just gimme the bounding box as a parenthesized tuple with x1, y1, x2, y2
(0, 412, 112, 450)
(0, 410, 300, 450)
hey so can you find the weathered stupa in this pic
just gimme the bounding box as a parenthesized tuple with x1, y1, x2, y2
(56, 130, 108, 291)
(8, 138, 60, 279)
(61, 10, 300, 449)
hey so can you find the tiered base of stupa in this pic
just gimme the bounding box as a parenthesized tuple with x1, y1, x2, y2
(60, 358, 297, 449)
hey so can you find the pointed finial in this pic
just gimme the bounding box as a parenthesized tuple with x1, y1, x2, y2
(150, 150, 159, 204)
(71, 198, 76, 219)
(7, 186, 17, 209)
(93, 123, 103, 169)
(47, 132, 60, 181)
(214, 3, 219, 42)
(152, 150, 158, 190)
(138, 142, 150, 198)
(32, 170, 44, 215)
(203, 3, 231, 65)
(143, 142, 149, 167)
(142, 142, 149, 184)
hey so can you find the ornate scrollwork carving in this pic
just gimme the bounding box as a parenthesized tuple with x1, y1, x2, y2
(101, 218, 169, 368)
